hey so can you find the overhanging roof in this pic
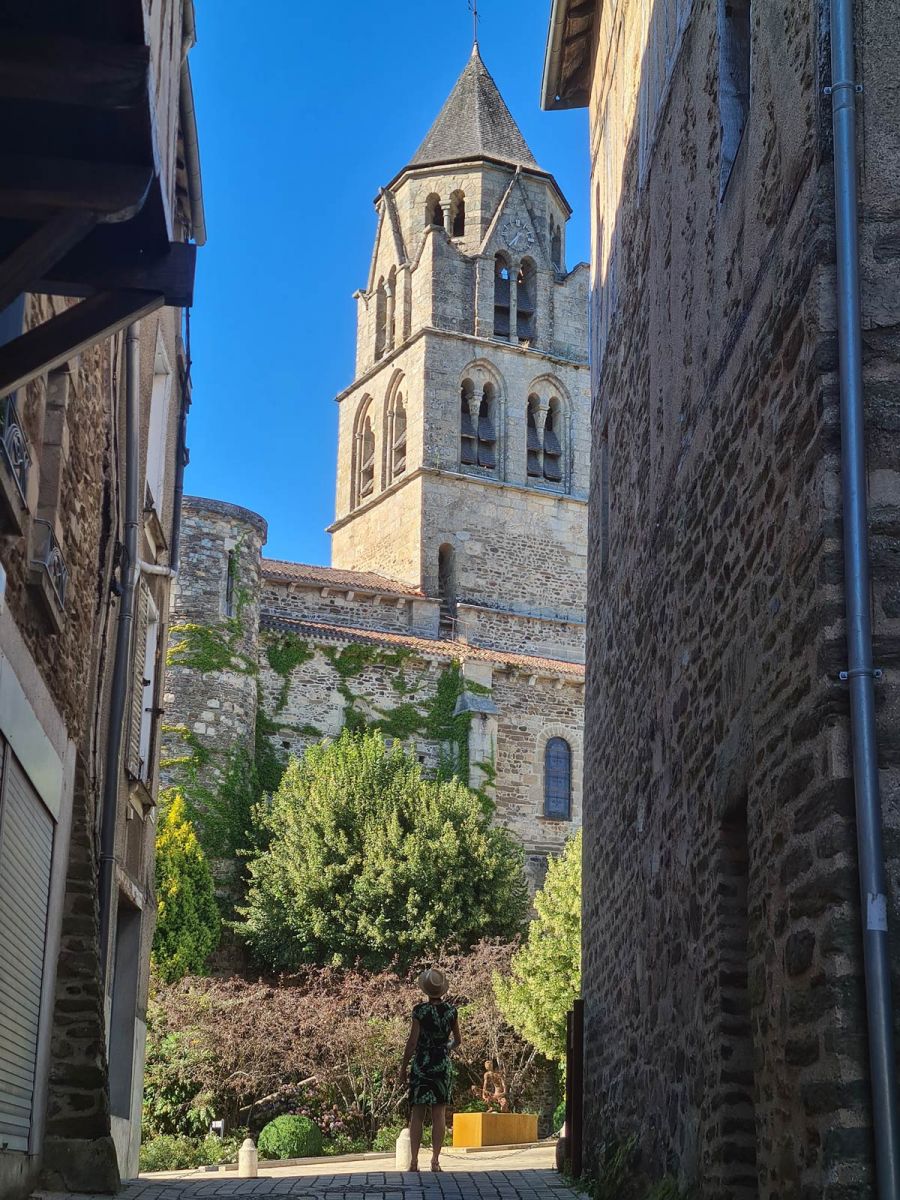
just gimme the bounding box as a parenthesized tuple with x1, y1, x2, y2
(0, 0, 202, 396)
(541, 0, 599, 111)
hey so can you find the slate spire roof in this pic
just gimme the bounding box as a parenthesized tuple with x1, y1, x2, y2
(410, 44, 541, 172)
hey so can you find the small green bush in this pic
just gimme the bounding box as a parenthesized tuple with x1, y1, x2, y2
(257, 1114, 323, 1160)
(139, 1133, 241, 1174)
(552, 1099, 566, 1131)
(372, 1122, 406, 1152)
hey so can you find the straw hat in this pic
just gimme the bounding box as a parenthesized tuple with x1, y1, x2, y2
(418, 968, 449, 998)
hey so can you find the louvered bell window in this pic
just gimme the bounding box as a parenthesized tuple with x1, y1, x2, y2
(543, 420, 562, 483)
(477, 400, 496, 469)
(460, 391, 477, 465)
(392, 401, 407, 477)
(527, 408, 542, 477)
(360, 419, 375, 498)
(544, 737, 572, 820)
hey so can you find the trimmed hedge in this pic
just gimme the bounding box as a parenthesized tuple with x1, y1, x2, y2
(257, 1114, 323, 1160)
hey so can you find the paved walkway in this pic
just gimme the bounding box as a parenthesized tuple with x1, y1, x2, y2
(36, 1144, 579, 1200)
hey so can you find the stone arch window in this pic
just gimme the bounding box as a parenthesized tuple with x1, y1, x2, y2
(517, 257, 537, 341)
(438, 543, 456, 633)
(551, 219, 562, 270)
(543, 397, 563, 483)
(425, 193, 443, 228)
(544, 737, 571, 819)
(374, 277, 387, 361)
(450, 191, 466, 237)
(526, 394, 542, 478)
(460, 378, 497, 470)
(352, 396, 377, 508)
(493, 253, 511, 339)
(526, 390, 565, 488)
(390, 392, 407, 479)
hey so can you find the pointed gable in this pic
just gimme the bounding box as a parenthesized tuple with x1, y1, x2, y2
(410, 45, 541, 172)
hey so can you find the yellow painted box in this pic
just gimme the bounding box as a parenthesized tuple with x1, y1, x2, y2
(452, 1112, 539, 1148)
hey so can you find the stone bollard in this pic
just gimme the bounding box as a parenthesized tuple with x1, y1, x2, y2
(395, 1127, 413, 1171)
(238, 1137, 258, 1178)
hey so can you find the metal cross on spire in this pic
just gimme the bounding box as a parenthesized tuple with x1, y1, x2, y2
(468, 0, 479, 47)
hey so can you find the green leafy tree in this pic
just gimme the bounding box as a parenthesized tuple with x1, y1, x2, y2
(153, 794, 221, 983)
(494, 830, 581, 1062)
(238, 730, 529, 969)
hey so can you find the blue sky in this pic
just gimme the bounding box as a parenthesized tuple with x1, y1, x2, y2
(186, 1, 590, 564)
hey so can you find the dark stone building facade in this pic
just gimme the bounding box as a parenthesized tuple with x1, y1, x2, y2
(0, 4, 203, 1195)
(543, 0, 900, 1194)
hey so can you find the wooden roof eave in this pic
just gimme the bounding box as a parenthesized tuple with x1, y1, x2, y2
(0, 6, 199, 391)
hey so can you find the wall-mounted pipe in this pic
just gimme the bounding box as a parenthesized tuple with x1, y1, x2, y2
(98, 323, 142, 982)
(829, 1, 900, 1195)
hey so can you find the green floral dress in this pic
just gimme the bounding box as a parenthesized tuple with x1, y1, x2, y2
(409, 1001, 457, 1107)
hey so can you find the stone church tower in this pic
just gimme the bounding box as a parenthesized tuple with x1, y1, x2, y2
(162, 48, 589, 886)
(331, 45, 589, 629)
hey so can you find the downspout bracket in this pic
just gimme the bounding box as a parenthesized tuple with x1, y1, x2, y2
(839, 667, 884, 682)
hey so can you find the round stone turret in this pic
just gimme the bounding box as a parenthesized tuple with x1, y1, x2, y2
(160, 497, 267, 833)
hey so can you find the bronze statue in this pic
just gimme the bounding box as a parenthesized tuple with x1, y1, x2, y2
(471, 1058, 509, 1112)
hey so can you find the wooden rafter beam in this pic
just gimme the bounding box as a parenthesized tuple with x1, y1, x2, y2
(0, 289, 164, 397)
(35, 240, 196, 309)
(0, 211, 97, 314)
(0, 34, 150, 109)
(0, 157, 153, 222)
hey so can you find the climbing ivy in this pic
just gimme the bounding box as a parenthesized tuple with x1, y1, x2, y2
(167, 536, 256, 675)
(265, 633, 315, 712)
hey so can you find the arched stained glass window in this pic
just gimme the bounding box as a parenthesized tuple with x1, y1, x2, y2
(544, 737, 571, 819)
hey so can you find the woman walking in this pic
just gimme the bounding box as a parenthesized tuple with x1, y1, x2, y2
(401, 968, 461, 1172)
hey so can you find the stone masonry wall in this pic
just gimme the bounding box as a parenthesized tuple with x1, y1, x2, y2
(260, 579, 427, 635)
(490, 670, 584, 855)
(161, 498, 267, 810)
(579, 0, 900, 1194)
(420, 472, 587, 617)
(458, 603, 585, 662)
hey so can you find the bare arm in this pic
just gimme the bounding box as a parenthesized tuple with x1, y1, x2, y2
(450, 1016, 462, 1050)
(401, 1018, 420, 1076)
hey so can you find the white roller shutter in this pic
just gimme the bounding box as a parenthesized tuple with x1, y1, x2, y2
(0, 745, 54, 1152)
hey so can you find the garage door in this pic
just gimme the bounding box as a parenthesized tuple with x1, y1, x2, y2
(0, 744, 54, 1153)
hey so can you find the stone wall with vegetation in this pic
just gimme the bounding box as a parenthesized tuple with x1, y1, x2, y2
(580, 0, 900, 1192)
(161, 497, 585, 890)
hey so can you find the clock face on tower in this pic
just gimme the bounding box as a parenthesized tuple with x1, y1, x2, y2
(501, 217, 535, 254)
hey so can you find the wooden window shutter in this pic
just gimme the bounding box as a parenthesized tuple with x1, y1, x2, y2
(125, 582, 151, 779)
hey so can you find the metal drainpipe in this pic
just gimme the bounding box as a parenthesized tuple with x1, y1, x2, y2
(98, 322, 142, 982)
(829, 2, 900, 1195)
